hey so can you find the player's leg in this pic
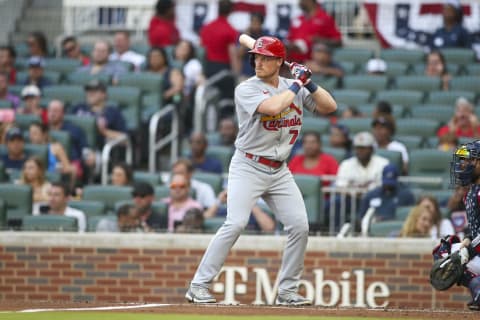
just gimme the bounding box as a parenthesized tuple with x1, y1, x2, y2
(263, 168, 310, 306)
(187, 155, 265, 303)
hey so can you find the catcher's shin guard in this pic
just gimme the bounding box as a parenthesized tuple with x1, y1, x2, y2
(468, 276, 480, 311)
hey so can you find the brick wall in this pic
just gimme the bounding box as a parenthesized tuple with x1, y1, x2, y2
(0, 233, 471, 310)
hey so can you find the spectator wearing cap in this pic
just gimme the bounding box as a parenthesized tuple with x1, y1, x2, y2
(0, 72, 20, 109)
(70, 79, 127, 149)
(0, 45, 17, 84)
(109, 30, 145, 72)
(17, 85, 48, 124)
(430, 0, 471, 49)
(1, 127, 29, 172)
(365, 58, 387, 75)
(22, 56, 52, 90)
(305, 43, 344, 79)
(335, 131, 389, 190)
(132, 181, 166, 231)
(371, 114, 409, 175)
(77, 40, 128, 83)
(61, 36, 90, 66)
(357, 164, 415, 222)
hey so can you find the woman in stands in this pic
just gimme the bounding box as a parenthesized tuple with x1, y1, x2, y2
(400, 205, 434, 238)
(111, 162, 133, 186)
(417, 194, 454, 239)
(17, 156, 51, 212)
(27, 31, 49, 58)
(424, 50, 450, 90)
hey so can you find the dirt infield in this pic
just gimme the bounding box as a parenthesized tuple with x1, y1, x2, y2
(0, 301, 478, 319)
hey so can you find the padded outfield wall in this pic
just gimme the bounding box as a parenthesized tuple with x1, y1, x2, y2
(0, 232, 471, 310)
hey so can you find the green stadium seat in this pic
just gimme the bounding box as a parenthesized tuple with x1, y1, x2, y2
(408, 148, 451, 178)
(0, 199, 6, 228)
(339, 61, 357, 74)
(409, 105, 453, 124)
(375, 90, 424, 107)
(203, 216, 225, 233)
(395, 135, 424, 150)
(322, 146, 347, 163)
(395, 206, 414, 221)
(192, 172, 224, 194)
(116, 72, 163, 95)
(450, 76, 480, 95)
(66, 72, 111, 86)
(22, 215, 78, 232)
(63, 115, 97, 148)
(384, 61, 410, 77)
(395, 119, 439, 139)
(0, 183, 32, 226)
(0, 162, 6, 182)
(332, 89, 371, 105)
(380, 48, 424, 65)
(68, 200, 106, 218)
(133, 171, 163, 186)
(24, 143, 49, 164)
(369, 220, 403, 237)
(440, 48, 476, 65)
(426, 90, 475, 106)
(333, 48, 373, 66)
(357, 103, 405, 118)
(468, 64, 480, 76)
(395, 75, 441, 92)
(411, 63, 462, 76)
(310, 74, 338, 92)
(43, 85, 85, 107)
(82, 185, 133, 213)
(337, 117, 373, 134)
(44, 58, 82, 77)
(16, 71, 61, 85)
(107, 86, 141, 108)
(154, 185, 170, 199)
(49, 130, 71, 155)
(301, 117, 330, 135)
(141, 93, 163, 121)
(293, 174, 323, 227)
(206, 146, 234, 174)
(87, 214, 115, 232)
(342, 75, 389, 92)
(14, 113, 41, 130)
(206, 132, 221, 145)
(130, 43, 150, 56)
(376, 149, 403, 171)
(0, 99, 13, 109)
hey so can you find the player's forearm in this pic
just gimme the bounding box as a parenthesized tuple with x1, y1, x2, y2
(257, 90, 296, 116)
(310, 85, 337, 114)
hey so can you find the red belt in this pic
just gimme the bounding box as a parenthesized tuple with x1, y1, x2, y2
(245, 153, 283, 169)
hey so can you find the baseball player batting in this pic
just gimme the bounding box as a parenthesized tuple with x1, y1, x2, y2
(185, 35, 337, 305)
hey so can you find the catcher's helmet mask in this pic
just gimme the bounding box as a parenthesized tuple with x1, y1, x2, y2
(451, 141, 480, 187)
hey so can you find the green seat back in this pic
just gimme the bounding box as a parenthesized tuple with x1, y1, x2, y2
(0, 183, 32, 223)
(0, 161, 5, 182)
(49, 130, 71, 155)
(342, 75, 389, 92)
(0, 199, 6, 228)
(64, 115, 97, 148)
(408, 148, 451, 177)
(339, 61, 357, 74)
(395, 206, 414, 220)
(66, 72, 111, 86)
(369, 220, 404, 237)
(16, 70, 61, 85)
(203, 216, 225, 233)
(43, 85, 85, 107)
(44, 58, 82, 78)
(375, 90, 424, 107)
(82, 185, 133, 213)
(117, 72, 163, 95)
(395, 119, 439, 139)
(107, 86, 141, 108)
(376, 149, 403, 171)
(380, 48, 424, 65)
(337, 117, 373, 134)
(357, 103, 405, 118)
(192, 172, 224, 194)
(395, 135, 424, 150)
(133, 171, 163, 186)
(440, 48, 476, 65)
(426, 90, 475, 106)
(450, 76, 480, 94)
(410, 105, 452, 124)
(24, 143, 49, 165)
(293, 174, 323, 226)
(22, 215, 78, 232)
(0, 99, 13, 109)
(14, 113, 41, 130)
(332, 89, 371, 105)
(322, 146, 346, 163)
(68, 200, 106, 218)
(395, 75, 442, 92)
(206, 146, 234, 173)
(310, 74, 339, 92)
(155, 185, 170, 199)
(333, 48, 373, 66)
(384, 61, 409, 77)
(301, 117, 330, 135)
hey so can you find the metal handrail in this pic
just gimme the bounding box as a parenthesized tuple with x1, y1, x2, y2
(148, 104, 179, 173)
(193, 70, 234, 133)
(101, 134, 132, 185)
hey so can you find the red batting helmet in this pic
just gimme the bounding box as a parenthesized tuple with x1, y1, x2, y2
(248, 36, 286, 60)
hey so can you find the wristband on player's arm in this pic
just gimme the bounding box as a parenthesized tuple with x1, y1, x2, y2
(288, 80, 302, 95)
(305, 80, 318, 93)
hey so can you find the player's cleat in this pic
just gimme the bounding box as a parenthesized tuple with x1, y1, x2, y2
(185, 285, 216, 303)
(275, 292, 312, 306)
(467, 292, 480, 311)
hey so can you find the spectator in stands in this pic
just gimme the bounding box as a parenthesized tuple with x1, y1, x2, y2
(399, 205, 434, 238)
(18, 156, 51, 212)
(200, 0, 240, 78)
(109, 30, 146, 72)
(357, 164, 415, 221)
(40, 182, 87, 232)
(28, 122, 75, 179)
(305, 43, 344, 79)
(239, 12, 271, 79)
(371, 100, 392, 118)
(132, 181, 166, 231)
(203, 189, 275, 233)
(173, 39, 205, 102)
(96, 203, 142, 233)
(171, 158, 216, 211)
(71, 79, 127, 149)
(189, 132, 223, 174)
(288, 131, 339, 181)
(110, 162, 133, 186)
(175, 207, 205, 233)
(162, 173, 203, 232)
(437, 97, 480, 138)
(26, 31, 48, 57)
(17, 85, 48, 124)
(341, 106, 363, 119)
(286, 0, 342, 63)
(47, 99, 91, 180)
(0, 72, 20, 109)
(371, 114, 409, 175)
(431, 0, 471, 49)
(148, 0, 179, 48)
(0, 45, 17, 84)
(61, 36, 90, 66)
(335, 131, 389, 190)
(146, 47, 184, 105)
(417, 194, 454, 239)
(437, 132, 459, 152)
(0, 122, 14, 144)
(216, 117, 238, 148)
(425, 50, 450, 91)
(365, 58, 387, 75)
(329, 123, 352, 159)
(78, 40, 127, 82)
(22, 56, 52, 90)
(1, 127, 29, 173)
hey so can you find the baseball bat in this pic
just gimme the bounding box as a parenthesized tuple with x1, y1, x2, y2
(239, 33, 292, 67)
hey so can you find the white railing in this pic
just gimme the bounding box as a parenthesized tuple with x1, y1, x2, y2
(101, 134, 132, 185)
(148, 104, 179, 173)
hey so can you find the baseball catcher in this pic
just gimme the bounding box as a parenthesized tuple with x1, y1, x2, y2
(431, 141, 480, 310)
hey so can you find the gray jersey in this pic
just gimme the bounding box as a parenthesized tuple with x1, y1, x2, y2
(234, 76, 317, 161)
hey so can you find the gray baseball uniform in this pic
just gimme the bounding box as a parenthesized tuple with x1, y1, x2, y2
(191, 76, 316, 296)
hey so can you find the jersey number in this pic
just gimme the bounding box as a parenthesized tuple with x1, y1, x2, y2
(289, 129, 299, 145)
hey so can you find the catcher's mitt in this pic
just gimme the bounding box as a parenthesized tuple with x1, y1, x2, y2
(430, 252, 465, 291)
